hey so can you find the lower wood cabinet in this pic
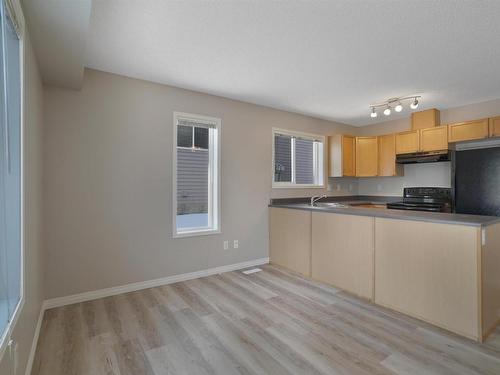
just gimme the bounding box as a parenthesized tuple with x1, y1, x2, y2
(311, 212, 374, 300)
(269, 208, 500, 341)
(269, 207, 311, 276)
(374, 218, 480, 340)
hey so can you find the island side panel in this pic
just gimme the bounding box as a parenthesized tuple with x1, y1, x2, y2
(482, 222, 500, 339)
(312, 212, 374, 300)
(374, 218, 480, 341)
(269, 207, 312, 276)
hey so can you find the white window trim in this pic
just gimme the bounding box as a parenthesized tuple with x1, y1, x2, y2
(172, 112, 221, 238)
(271, 127, 326, 189)
(0, 0, 25, 361)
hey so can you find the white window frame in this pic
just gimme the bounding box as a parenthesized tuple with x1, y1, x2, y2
(172, 112, 221, 238)
(0, 0, 25, 361)
(272, 128, 325, 188)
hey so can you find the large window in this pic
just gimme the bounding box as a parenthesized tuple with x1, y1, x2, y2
(0, 0, 23, 354)
(272, 128, 324, 187)
(173, 112, 221, 237)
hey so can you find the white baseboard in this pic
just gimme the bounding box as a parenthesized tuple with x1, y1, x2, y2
(24, 306, 45, 375)
(43, 257, 269, 310)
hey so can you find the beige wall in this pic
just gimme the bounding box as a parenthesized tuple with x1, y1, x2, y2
(43, 69, 355, 299)
(356, 99, 500, 196)
(0, 35, 44, 375)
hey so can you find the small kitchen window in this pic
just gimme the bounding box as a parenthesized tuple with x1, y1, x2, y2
(272, 128, 324, 188)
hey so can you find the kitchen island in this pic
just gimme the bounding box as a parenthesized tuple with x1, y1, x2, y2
(269, 196, 500, 342)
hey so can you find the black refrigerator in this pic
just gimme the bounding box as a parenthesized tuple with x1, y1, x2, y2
(454, 146, 500, 216)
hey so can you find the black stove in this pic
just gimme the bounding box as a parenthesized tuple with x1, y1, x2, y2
(387, 187, 452, 213)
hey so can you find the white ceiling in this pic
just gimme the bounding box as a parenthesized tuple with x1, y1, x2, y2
(22, 0, 91, 90)
(26, 1, 500, 126)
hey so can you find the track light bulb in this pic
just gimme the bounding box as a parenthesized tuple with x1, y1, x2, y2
(410, 98, 419, 109)
(370, 107, 377, 118)
(395, 103, 403, 112)
(383, 106, 391, 116)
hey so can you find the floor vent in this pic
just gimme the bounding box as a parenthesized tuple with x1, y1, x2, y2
(242, 268, 262, 275)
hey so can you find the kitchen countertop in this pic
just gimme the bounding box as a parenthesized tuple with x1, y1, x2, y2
(269, 196, 500, 227)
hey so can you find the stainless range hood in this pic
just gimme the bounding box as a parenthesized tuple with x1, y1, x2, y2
(396, 150, 451, 164)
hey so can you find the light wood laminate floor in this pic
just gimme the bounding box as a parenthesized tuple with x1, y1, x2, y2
(32, 264, 500, 375)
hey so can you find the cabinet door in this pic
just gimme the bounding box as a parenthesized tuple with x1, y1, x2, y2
(395, 130, 419, 154)
(342, 135, 356, 177)
(378, 134, 402, 176)
(355, 136, 378, 176)
(312, 212, 374, 300)
(269, 208, 311, 276)
(411, 108, 440, 130)
(375, 218, 480, 340)
(448, 119, 489, 143)
(420, 126, 448, 152)
(489, 116, 500, 138)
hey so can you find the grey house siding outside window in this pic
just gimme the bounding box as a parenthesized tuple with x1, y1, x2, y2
(274, 134, 292, 182)
(295, 138, 314, 184)
(177, 148, 209, 215)
(176, 122, 209, 216)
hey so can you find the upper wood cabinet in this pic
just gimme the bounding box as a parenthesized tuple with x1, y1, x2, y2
(420, 126, 448, 152)
(327, 113, 500, 178)
(395, 130, 419, 154)
(489, 116, 500, 138)
(328, 135, 355, 177)
(378, 134, 403, 177)
(448, 119, 489, 143)
(411, 108, 440, 130)
(355, 136, 378, 177)
(343, 135, 356, 176)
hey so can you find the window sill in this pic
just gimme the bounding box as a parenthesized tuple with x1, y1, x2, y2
(173, 229, 221, 239)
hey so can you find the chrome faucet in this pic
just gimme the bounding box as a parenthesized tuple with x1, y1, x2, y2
(311, 195, 327, 206)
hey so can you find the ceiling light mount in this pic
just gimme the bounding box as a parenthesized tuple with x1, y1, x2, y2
(369, 96, 421, 119)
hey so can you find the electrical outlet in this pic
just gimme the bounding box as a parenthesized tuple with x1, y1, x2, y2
(233, 240, 239, 249)
(336, 184, 341, 191)
(223, 240, 229, 250)
(348, 184, 353, 191)
(377, 184, 382, 192)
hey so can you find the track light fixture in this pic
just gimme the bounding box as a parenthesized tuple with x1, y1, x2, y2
(369, 96, 421, 118)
